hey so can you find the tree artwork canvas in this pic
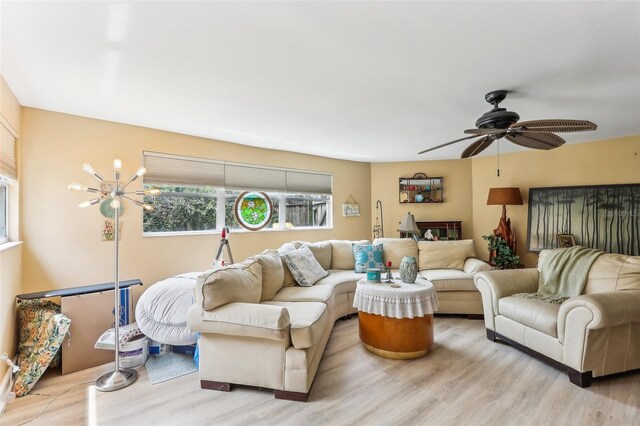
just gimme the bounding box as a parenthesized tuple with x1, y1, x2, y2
(527, 184, 640, 255)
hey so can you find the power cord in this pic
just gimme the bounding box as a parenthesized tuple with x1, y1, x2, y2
(14, 380, 95, 426)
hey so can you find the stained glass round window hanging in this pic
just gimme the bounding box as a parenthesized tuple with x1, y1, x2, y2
(234, 191, 273, 231)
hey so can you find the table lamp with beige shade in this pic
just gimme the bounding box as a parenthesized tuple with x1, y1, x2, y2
(486, 187, 523, 253)
(398, 212, 420, 240)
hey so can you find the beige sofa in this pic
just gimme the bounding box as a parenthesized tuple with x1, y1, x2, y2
(187, 238, 489, 401)
(474, 250, 640, 387)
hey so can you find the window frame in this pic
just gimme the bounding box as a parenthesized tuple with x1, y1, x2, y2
(142, 186, 332, 237)
(0, 178, 8, 244)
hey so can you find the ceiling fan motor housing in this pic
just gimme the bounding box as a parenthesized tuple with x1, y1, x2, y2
(475, 91, 520, 129)
(475, 108, 520, 129)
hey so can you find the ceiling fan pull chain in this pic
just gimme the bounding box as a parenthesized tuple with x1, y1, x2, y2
(497, 139, 500, 177)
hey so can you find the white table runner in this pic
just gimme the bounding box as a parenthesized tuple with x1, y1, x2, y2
(353, 279, 439, 319)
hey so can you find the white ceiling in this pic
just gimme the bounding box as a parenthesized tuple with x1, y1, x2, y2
(1, 1, 639, 162)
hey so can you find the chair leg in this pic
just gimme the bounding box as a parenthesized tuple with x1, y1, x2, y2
(486, 329, 497, 342)
(567, 368, 592, 388)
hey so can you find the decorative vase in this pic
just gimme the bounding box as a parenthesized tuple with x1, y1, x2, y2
(399, 256, 418, 283)
(414, 194, 425, 203)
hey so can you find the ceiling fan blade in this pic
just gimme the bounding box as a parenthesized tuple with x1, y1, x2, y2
(418, 134, 485, 155)
(461, 136, 494, 158)
(505, 132, 565, 150)
(511, 119, 597, 133)
(463, 128, 507, 136)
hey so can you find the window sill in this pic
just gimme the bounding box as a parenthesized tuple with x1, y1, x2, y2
(142, 226, 333, 238)
(0, 241, 23, 253)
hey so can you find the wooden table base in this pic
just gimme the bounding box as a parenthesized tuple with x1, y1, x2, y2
(358, 311, 433, 360)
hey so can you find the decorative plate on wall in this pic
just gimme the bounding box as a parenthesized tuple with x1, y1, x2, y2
(100, 197, 125, 218)
(234, 191, 273, 231)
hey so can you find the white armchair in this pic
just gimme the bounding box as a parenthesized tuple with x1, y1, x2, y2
(474, 252, 640, 387)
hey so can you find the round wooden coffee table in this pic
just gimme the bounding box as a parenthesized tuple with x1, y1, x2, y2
(353, 278, 438, 359)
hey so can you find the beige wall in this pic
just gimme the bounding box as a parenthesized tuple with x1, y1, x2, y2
(370, 160, 474, 240)
(20, 108, 371, 294)
(471, 135, 640, 267)
(0, 75, 22, 380)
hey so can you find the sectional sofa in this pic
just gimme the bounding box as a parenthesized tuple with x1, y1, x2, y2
(186, 238, 490, 401)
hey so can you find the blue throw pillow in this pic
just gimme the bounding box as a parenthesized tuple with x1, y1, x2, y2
(352, 243, 384, 273)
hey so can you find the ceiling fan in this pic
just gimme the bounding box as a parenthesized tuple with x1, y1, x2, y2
(418, 90, 597, 158)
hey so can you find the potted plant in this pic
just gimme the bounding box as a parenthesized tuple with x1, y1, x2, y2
(482, 234, 520, 269)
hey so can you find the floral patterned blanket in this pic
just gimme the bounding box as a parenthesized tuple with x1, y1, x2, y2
(13, 299, 71, 396)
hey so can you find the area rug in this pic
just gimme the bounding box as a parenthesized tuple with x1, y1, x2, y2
(145, 352, 197, 384)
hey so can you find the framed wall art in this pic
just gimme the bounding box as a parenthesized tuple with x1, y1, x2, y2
(527, 184, 640, 255)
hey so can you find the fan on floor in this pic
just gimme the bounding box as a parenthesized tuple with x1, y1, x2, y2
(418, 90, 597, 158)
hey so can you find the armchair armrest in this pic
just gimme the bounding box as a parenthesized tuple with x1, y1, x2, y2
(463, 257, 492, 274)
(187, 302, 291, 341)
(474, 268, 539, 330)
(558, 290, 640, 339)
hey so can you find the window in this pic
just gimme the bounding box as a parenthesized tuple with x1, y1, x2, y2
(0, 123, 16, 244)
(285, 193, 330, 227)
(0, 180, 7, 244)
(143, 185, 217, 233)
(142, 152, 332, 235)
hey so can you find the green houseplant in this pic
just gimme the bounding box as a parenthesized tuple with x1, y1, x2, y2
(482, 234, 520, 269)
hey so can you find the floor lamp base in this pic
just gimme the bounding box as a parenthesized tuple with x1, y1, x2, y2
(96, 368, 138, 392)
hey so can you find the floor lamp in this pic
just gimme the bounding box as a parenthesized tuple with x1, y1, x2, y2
(68, 159, 159, 392)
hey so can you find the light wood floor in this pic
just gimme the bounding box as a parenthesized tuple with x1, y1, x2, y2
(2, 316, 640, 426)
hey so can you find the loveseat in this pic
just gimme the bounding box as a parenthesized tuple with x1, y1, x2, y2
(187, 238, 489, 401)
(474, 250, 640, 387)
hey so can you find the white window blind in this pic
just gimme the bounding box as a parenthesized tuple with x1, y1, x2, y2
(224, 164, 287, 192)
(144, 151, 224, 187)
(286, 171, 332, 194)
(143, 151, 332, 195)
(0, 124, 17, 180)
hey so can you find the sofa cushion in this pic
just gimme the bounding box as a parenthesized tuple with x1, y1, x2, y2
(584, 253, 640, 293)
(278, 242, 300, 287)
(198, 260, 262, 311)
(419, 269, 477, 292)
(194, 302, 290, 341)
(248, 249, 285, 301)
(292, 241, 333, 270)
(352, 243, 384, 273)
(315, 270, 362, 295)
(330, 240, 369, 269)
(263, 301, 328, 349)
(418, 240, 476, 270)
(498, 296, 560, 337)
(271, 285, 334, 303)
(281, 245, 329, 286)
(373, 238, 418, 268)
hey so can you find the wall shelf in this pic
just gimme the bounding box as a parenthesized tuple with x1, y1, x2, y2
(399, 172, 443, 203)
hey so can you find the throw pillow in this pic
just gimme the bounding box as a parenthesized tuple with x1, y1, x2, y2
(281, 245, 329, 287)
(198, 260, 262, 310)
(417, 240, 476, 270)
(248, 249, 285, 301)
(352, 243, 384, 273)
(278, 242, 299, 287)
(294, 241, 332, 270)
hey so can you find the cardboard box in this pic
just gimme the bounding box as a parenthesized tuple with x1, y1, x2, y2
(60, 288, 135, 374)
